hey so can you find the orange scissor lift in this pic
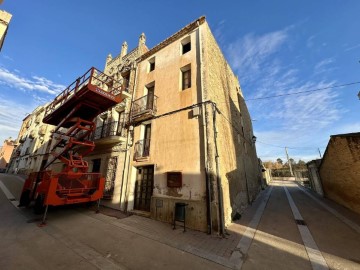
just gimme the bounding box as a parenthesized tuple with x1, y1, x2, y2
(19, 67, 126, 224)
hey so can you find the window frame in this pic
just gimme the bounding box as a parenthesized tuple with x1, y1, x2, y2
(181, 65, 191, 90)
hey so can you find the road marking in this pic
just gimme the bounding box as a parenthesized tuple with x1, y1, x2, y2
(230, 186, 273, 269)
(296, 185, 360, 235)
(284, 186, 329, 270)
(0, 180, 19, 208)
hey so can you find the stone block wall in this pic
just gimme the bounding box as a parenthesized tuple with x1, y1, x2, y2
(319, 135, 360, 214)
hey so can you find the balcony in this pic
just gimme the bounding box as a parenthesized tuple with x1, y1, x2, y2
(133, 139, 151, 161)
(91, 120, 127, 145)
(130, 94, 157, 123)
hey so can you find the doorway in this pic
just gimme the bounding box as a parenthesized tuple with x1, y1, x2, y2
(134, 165, 154, 212)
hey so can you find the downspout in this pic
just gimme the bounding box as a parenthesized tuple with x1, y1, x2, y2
(212, 103, 225, 236)
(120, 61, 138, 212)
(198, 22, 212, 234)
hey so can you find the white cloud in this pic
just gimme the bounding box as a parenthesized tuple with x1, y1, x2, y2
(225, 27, 347, 162)
(0, 67, 65, 95)
(314, 58, 335, 74)
(344, 43, 360, 52)
(306, 35, 315, 48)
(226, 28, 288, 83)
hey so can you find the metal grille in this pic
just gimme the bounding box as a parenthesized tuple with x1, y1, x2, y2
(130, 94, 157, 118)
(134, 139, 151, 160)
(103, 156, 118, 199)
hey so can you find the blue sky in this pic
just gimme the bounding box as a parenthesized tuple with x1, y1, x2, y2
(1, 0, 359, 162)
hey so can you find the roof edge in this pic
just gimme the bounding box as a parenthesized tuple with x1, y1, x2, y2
(137, 16, 206, 62)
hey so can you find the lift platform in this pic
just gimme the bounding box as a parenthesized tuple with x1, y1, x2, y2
(19, 67, 127, 223)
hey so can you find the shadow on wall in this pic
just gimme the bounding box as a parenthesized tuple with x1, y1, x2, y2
(226, 97, 261, 221)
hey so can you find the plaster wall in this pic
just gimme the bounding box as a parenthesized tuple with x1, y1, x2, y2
(129, 28, 207, 231)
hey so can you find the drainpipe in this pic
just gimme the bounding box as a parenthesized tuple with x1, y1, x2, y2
(212, 103, 225, 236)
(120, 61, 138, 212)
(198, 22, 212, 234)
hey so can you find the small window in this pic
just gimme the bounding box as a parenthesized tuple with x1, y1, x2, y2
(181, 36, 191, 54)
(181, 68, 191, 90)
(182, 42, 191, 54)
(148, 57, 155, 72)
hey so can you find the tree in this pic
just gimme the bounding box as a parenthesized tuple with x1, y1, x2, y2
(276, 158, 283, 165)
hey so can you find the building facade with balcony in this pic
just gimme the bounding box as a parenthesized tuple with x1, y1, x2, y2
(80, 35, 149, 207)
(7, 16, 261, 234)
(7, 104, 53, 175)
(120, 17, 262, 233)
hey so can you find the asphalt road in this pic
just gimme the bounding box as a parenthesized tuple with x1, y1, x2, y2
(0, 174, 359, 270)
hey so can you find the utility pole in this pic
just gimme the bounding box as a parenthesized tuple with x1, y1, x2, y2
(318, 148, 322, 158)
(285, 147, 294, 176)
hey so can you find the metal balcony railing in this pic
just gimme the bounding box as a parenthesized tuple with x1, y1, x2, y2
(130, 94, 157, 120)
(44, 67, 127, 119)
(91, 120, 127, 141)
(133, 139, 151, 160)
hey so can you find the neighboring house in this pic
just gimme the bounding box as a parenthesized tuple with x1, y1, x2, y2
(122, 16, 261, 233)
(0, 10, 12, 51)
(80, 35, 148, 208)
(306, 159, 323, 196)
(9, 16, 261, 233)
(7, 104, 53, 175)
(319, 133, 360, 214)
(0, 137, 15, 171)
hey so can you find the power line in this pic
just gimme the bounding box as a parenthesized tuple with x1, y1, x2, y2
(245, 81, 360, 101)
(256, 140, 326, 150)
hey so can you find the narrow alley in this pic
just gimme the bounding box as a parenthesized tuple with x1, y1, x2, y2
(1, 173, 359, 270)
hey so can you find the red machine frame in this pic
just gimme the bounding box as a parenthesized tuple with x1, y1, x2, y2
(19, 67, 126, 224)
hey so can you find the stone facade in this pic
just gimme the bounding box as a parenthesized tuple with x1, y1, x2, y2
(123, 17, 261, 232)
(0, 9, 12, 51)
(7, 105, 53, 175)
(0, 137, 15, 170)
(319, 133, 360, 214)
(9, 16, 261, 233)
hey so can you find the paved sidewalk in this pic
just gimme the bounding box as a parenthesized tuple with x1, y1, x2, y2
(78, 188, 272, 269)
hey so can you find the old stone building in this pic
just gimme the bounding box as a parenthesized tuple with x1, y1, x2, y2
(0, 9, 12, 51)
(81, 35, 149, 208)
(0, 137, 15, 171)
(119, 16, 261, 232)
(9, 16, 261, 233)
(319, 133, 360, 214)
(7, 104, 53, 175)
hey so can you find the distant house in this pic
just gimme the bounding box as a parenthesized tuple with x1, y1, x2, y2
(0, 137, 15, 171)
(306, 159, 323, 196)
(319, 132, 360, 214)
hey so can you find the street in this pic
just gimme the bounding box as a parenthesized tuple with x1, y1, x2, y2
(1, 174, 359, 270)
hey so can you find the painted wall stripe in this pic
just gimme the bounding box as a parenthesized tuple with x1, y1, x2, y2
(230, 186, 273, 269)
(284, 186, 328, 270)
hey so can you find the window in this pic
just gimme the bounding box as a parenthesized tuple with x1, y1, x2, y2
(181, 65, 191, 90)
(148, 57, 155, 72)
(181, 36, 191, 54)
(182, 42, 191, 54)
